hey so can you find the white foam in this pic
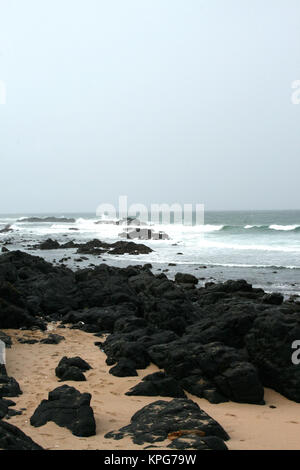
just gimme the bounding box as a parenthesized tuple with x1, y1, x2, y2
(269, 224, 300, 231)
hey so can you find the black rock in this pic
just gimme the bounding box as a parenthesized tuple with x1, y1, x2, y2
(175, 273, 198, 285)
(56, 366, 86, 382)
(30, 385, 96, 437)
(245, 310, 300, 402)
(109, 359, 138, 377)
(17, 337, 39, 344)
(0, 420, 43, 450)
(18, 217, 75, 223)
(126, 372, 186, 398)
(149, 340, 264, 404)
(55, 356, 91, 382)
(0, 225, 13, 233)
(38, 239, 61, 250)
(105, 398, 229, 445)
(0, 375, 22, 398)
(40, 333, 65, 345)
(262, 293, 284, 305)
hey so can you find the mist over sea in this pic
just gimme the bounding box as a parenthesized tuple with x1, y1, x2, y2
(1, 210, 300, 297)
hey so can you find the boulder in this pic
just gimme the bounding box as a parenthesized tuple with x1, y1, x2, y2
(105, 398, 229, 445)
(0, 421, 43, 450)
(55, 356, 91, 382)
(175, 273, 198, 285)
(40, 333, 65, 345)
(245, 310, 300, 402)
(126, 372, 186, 398)
(109, 359, 138, 377)
(30, 385, 96, 437)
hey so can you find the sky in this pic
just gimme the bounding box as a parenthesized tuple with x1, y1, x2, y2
(0, 0, 300, 213)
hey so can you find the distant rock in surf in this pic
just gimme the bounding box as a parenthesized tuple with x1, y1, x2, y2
(34, 238, 153, 255)
(17, 217, 76, 223)
(0, 225, 13, 233)
(119, 227, 170, 240)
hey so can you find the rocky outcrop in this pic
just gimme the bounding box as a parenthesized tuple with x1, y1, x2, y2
(17, 217, 75, 223)
(126, 372, 186, 398)
(55, 356, 91, 382)
(34, 238, 153, 256)
(30, 385, 96, 437)
(175, 272, 199, 285)
(105, 398, 229, 445)
(0, 421, 43, 450)
(0, 225, 13, 233)
(0, 364, 22, 399)
(245, 309, 300, 402)
(40, 333, 65, 345)
(0, 250, 300, 405)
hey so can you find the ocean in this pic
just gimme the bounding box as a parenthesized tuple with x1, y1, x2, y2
(1, 210, 300, 297)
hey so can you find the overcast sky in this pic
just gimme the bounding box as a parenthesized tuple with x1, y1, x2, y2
(0, 0, 300, 213)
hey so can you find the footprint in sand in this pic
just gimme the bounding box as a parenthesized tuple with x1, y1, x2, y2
(287, 421, 299, 424)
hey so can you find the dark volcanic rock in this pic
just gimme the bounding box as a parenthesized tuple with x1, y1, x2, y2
(126, 372, 186, 398)
(55, 356, 91, 382)
(0, 375, 22, 398)
(262, 292, 284, 305)
(109, 359, 138, 377)
(105, 398, 229, 445)
(0, 398, 11, 419)
(17, 337, 39, 344)
(34, 238, 153, 256)
(245, 310, 300, 402)
(0, 249, 299, 405)
(175, 273, 198, 285)
(0, 420, 43, 450)
(30, 385, 96, 437)
(109, 241, 153, 255)
(38, 239, 61, 250)
(149, 340, 264, 405)
(40, 333, 65, 345)
(18, 217, 75, 223)
(0, 225, 13, 233)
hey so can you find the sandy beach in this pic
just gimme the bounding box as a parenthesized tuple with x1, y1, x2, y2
(2, 325, 300, 451)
